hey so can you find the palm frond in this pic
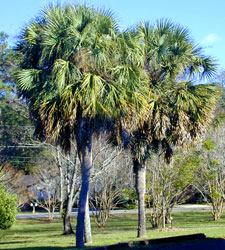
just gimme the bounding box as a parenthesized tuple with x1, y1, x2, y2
(17, 69, 41, 91)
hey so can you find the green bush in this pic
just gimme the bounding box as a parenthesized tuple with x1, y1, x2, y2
(120, 189, 137, 209)
(0, 185, 17, 229)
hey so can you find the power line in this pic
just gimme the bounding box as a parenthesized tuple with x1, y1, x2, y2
(1, 156, 51, 160)
(0, 145, 48, 148)
(0, 125, 34, 127)
(0, 159, 54, 165)
(2, 161, 52, 165)
(8, 161, 50, 164)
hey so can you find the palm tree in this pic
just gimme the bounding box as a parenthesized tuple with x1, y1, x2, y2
(130, 20, 219, 237)
(16, 4, 147, 247)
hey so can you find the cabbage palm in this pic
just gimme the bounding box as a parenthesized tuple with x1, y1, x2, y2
(16, 5, 146, 247)
(131, 20, 219, 237)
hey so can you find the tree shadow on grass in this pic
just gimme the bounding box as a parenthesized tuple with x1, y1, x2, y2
(3, 238, 225, 250)
(0, 244, 78, 250)
(2, 235, 225, 250)
(0, 247, 85, 250)
(0, 248, 76, 250)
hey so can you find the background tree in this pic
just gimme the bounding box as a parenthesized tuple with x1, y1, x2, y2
(33, 167, 60, 220)
(195, 122, 225, 220)
(0, 32, 46, 174)
(89, 133, 132, 228)
(146, 148, 197, 229)
(51, 142, 81, 235)
(194, 77, 225, 221)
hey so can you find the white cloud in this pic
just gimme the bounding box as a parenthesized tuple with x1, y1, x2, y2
(203, 33, 220, 44)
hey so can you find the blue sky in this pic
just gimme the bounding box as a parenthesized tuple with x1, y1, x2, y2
(1, 0, 225, 71)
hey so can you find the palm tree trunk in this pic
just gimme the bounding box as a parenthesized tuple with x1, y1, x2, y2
(134, 159, 147, 238)
(76, 123, 92, 248)
(84, 194, 92, 243)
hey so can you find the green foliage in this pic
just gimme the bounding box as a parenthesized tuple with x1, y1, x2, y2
(202, 139, 216, 151)
(0, 32, 48, 173)
(0, 185, 17, 229)
(121, 189, 137, 209)
(212, 113, 225, 128)
(173, 151, 201, 189)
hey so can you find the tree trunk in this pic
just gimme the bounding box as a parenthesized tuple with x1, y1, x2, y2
(63, 196, 74, 235)
(55, 145, 64, 214)
(59, 164, 64, 214)
(76, 122, 92, 248)
(63, 151, 79, 235)
(134, 159, 146, 238)
(212, 200, 224, 221)
(165, 207, 170, 224)
(162, 195, 166, 229)
(84, 194, 92, 243)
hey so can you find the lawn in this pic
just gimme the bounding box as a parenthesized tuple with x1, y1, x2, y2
(0, 211, 225, 249)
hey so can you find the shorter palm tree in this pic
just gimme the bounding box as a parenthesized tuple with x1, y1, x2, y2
(130, 20, 219, 237)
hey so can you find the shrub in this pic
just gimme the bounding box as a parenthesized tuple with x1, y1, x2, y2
(0, 185, 17, 229)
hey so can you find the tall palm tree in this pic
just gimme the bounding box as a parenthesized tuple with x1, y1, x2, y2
(16, 5, 147, 247)
(131, 20, 219, 237)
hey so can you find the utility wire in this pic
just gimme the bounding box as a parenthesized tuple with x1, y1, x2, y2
(0, 145, 48, 148)
(1, 156, 51, 160)
(6, 161, 52, 164)
(0, 125, 34, 127)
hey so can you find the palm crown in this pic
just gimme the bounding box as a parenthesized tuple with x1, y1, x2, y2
(131, 20, 219, 161)
(16, 5, 147, 148)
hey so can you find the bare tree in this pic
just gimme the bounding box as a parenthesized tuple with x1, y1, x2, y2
(90, 164, 124, 228)
(195, 122, 225, 221)
(34, 167, 60, 220)
(89, 133, 133, 228)
(48, 142, 81, 234)
(146, 148, 195, 229)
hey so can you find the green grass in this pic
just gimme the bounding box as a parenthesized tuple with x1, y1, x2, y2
(0, 212, 225, 249)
